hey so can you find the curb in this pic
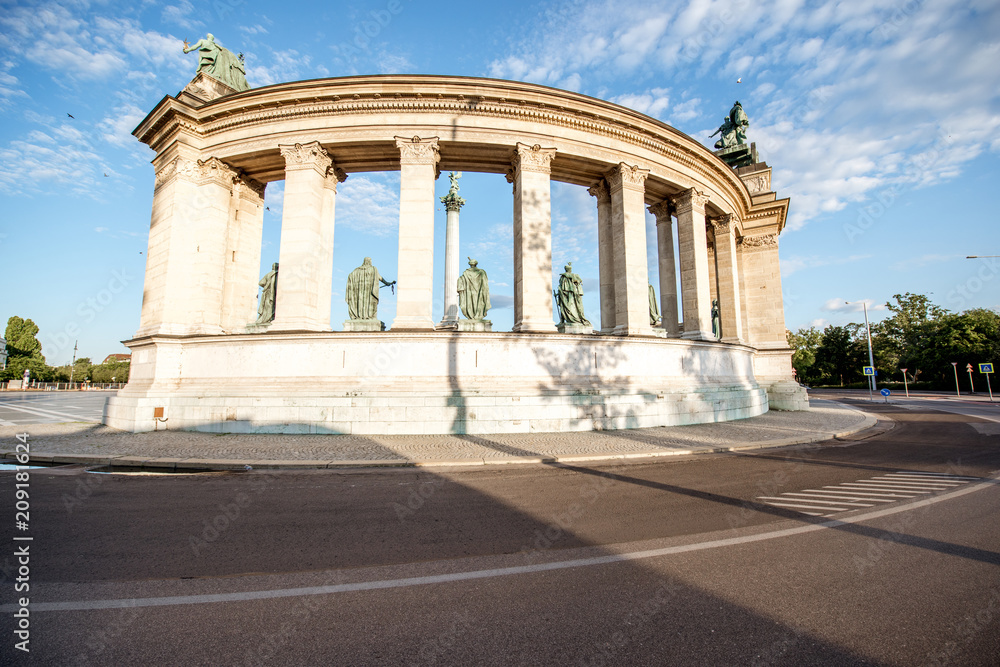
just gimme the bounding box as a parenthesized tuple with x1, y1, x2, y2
(0, 406, 884, 472)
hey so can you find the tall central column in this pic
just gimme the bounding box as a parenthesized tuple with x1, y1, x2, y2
(648, 200, 680, 337)
(588, 180, 616, 334)
(606, 162, 651, 336)
(271, 142, 340, 332)
(511, 143, 558, 333)
(392, 136, 440, 331)
(438, 175, 465, 329)
(673, 188, 713, 340)
(710, 213, 744, 344)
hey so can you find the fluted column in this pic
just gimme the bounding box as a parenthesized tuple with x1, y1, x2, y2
(510, 143, 558, 332)
(588, 180, 616, 333)
(271, 142, 341, 332)
(220, 174, 266, 331)
(648, 200, 680, 337)
(606, 163, 651, 336)
(673, 188, 713, 340)
(392, 136, 440, 330)
(709, 214, 744, 344)
(136, 151, 237, 337)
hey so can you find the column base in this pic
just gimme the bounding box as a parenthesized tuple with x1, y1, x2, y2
(721, 336, 744, 345)
(436, 317, 460, 330)
(246, 322, 273, 333)
(458, 319, 492, 332)
(512, 320, 558, 333)
(682, 330, 715, 341)
(134, 323, 225, 338)
(557, 323, 595, 335)
(269, 317, 331, 332)
(343, 319, 385, 332)
(390, 316, 436, 331)
(611, 324, 654, 336)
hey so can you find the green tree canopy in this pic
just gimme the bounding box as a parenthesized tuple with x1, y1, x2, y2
(4, 316, 44, 361)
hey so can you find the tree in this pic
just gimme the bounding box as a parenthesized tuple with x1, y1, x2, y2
(4, 316, 44, 361)
(91, 361, 129, 383)
(787, 327, 822, 382)
(812, 325, 868, 385)
(2, 356, 52, 382)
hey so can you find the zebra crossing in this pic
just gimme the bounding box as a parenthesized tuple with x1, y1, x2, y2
(756, 471, 980, 517)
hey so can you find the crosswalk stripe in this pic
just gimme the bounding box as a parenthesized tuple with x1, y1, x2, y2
(762, 501, 851, 512)
(869, 477, 961, 486)
(758, 496, 873, 507)
(889, 471, 980, 480)
(780, 493, 882, 504)
(818, 487, 917, 498)
(839, 483, 933, 493)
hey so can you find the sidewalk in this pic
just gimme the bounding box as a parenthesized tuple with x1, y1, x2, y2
(0, 399, 881, 471)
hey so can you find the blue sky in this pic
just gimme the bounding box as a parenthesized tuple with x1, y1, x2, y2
(1, 0, 998, 364)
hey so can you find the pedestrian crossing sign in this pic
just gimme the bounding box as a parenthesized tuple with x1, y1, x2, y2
(863, 366, 875, 376)
(981, 363, 994, 374)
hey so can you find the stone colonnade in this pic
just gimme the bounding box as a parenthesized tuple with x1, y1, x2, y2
(137, 139, 761, 343)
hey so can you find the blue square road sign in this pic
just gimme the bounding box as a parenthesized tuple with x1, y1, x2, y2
(981, 363, 994, 374)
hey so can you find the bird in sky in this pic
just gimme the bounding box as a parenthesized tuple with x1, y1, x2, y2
(265, 206, 271, 211)
(103, 172, 109, 177)
(736, 77, 742, 84)
(67, 113, 75, 118)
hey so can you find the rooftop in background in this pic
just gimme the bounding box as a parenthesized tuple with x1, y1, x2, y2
(102, 354, 131, 364)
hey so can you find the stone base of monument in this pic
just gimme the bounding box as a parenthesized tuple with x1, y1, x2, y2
(557, 323, 594, 334)
(103, 332, 789, 435)
(245, 322, 272, 334)
(458, 320, 492, 332)
(343, 319, 384, 332)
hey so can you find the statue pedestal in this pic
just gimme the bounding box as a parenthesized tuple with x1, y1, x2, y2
(458, 320, 492, 332)
(557, 323, 594, 334)
(713, 142, 758, 168)
(179, 72, 240, 106)
(246, 322, 272, 334)
(343, 319, 384, 332)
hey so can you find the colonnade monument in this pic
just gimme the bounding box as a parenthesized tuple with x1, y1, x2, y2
(104, 37, 807, 434)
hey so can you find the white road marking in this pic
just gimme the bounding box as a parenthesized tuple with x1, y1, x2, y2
(7, 475, 994, 614)
(758, 496, 871, 507)
(838, 483, 932, 493)
(869, 477, 961, 486)
(754, 500, 852, 512)
(819, 487, 917, 498)
(0, 402, 97, 422)
(777, 493, 877, 506)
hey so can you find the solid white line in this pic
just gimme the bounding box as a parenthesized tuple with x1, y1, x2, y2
(9, 475, 995, 614)
(0, 402, 96, 422)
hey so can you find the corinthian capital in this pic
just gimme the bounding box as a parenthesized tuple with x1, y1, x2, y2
(708, 213, 737, 235)
(647, 200, 673, 223)
(604, 163, 649, 192)
(511, 142, 556, 177)
(280, 141, 333, 174)
(670, 187, 710, 215)
(587, 180, 610, 205)
(395, 136, 441, 165)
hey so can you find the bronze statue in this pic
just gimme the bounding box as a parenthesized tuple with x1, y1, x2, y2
(256, 262, 278, 324)
(458, 258, 491, 321)
(556, 263, 590, 326)
(346, 257, 394, 321)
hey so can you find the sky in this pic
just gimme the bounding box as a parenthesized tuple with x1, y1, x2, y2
(1, 0, 998, 365)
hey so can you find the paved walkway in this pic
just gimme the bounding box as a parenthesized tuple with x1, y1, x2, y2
(0, 399, 881, 470)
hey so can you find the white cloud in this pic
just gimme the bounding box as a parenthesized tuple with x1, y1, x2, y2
(160, 1, 203, 31)
(335, 174, 400, 237)
(820, 298, 887, 313)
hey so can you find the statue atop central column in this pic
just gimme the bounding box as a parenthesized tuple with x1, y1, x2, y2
(438, 172, 466, 329)
(344, 257, 395, 331)
(457, 257, 492, 331)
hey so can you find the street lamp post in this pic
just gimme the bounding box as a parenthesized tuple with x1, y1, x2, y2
(847, 300, 877, 401)
(951, 362, 960, 397)
(901, 368, 909, 398)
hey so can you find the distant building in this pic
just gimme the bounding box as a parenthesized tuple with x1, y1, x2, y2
(102, 353, 131, 364)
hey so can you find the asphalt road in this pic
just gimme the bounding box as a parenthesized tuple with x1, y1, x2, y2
(1, 396, 998, 665)
(0, 391, 112, 426)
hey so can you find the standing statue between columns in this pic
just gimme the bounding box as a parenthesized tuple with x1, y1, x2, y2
(556, 263, 592, 334)
(344, 258, 395, 331)
(457, 258, 491, 331)
(648, 284, 661, 326)
(255, 263, 278, 324)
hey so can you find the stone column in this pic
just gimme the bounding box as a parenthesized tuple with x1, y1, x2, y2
(271, 142, 340, 332)
(438, 188, 465, 329)
(392, 136, 440, 331)
(220, 174, 266, 332)
(673, 188, 713, 340)
(136, 152, 237, 337)
(588, 180, 616, 334)
(648, 200, 680, 337)
(510, 143, 558, 333)
(606, 163, 651, 336)
(709, 214, 744, 344)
